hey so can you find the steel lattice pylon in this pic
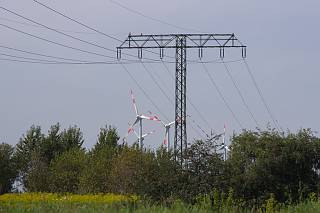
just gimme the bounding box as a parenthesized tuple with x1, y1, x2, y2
(117, 33, 246, 165)
(175, 36, 187, 164)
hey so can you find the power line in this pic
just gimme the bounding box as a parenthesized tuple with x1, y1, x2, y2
(161, 61, 212, 129)
(0, 49, 170, 65)
(140, 61, 174, 106)
(0, 17, 98, 35)
(187, 115, 210, 138)
(222, 59, 260, 128)
(141, 61, 215, 138)
(0, 15, 246, 131)
(119, 63, 170, 122)
(1, 6, 163, 63)
(0, 52, 79, 63)
(0, 23, 121, 60)
(0, 45, 110, 63)
(30, 0, 244, 66)
(188, 121, 205, 139)
(0, 58, 157, 65)
(242, 59, 281, 131)
(0, 57, 64, 64)
(29, 0, 185, 62)
(31, 0, 122, 42)
(0, 44, 244, 66)
(0, 7, 125, 57)
(0, 57, 119, 65)
(108, 0, 202, 33)
(200, 60, 244, 129)
(0, 56, 131, 65)
(128, 62, 205, 138)
(143, 61, 215, 139)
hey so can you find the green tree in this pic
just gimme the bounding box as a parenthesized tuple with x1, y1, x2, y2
(227, 129, 320, 205)
(60, 125, 84, 151)
(14, 125, 44, 188)
(24, 151, 50, 192)
(79, 126, 120, 193)
(147, 147, 181, 202)
(108, 146, 143, 194)
(184, 138, 225, 201)
(0, 143, 17, 194)
(50, 148, 87, 193)
(40, 123, 63, 164)
(94, 125, 120, 151)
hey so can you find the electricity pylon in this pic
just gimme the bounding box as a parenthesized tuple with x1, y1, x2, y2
(117, 33, 246, 165)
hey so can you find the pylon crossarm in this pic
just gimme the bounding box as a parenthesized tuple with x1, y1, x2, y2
(118, 34, 246, 49)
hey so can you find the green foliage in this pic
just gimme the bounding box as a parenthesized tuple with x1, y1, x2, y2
(0, 143, 17, 194)
(13, 124, 86, 192)
(7, 123, 320, 210)
(60, 125, 84, 151)
(94, 125, 120, 151)
(183, 138, 225, 202)
(79, 126, 120, 193)
(1, 197, 320, 213)
(14, 125, 44, 179)
(24, 151, 50, 192)
(40, 123, 63, 164)
(227, 128, 320, 205)
(265, 193, 278, 213)
(49, 148, 87, 193)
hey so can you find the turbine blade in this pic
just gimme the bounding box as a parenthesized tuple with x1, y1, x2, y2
(168, 121, 175, 126)
(140, 115, 160, 121)
(133, 130, 139, 138)
(130, 90, 138, 115)
(148, 111, 165, 125)
(163, 138, 168, 145)
(123, 124, 134, 142)
(142, 130, 155, 138)
(128, 126, 134, 134)
(133, 117, 140, 126)
(218, 145, 225, 150)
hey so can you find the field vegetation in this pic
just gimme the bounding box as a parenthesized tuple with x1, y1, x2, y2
(0, 124, 319, 212)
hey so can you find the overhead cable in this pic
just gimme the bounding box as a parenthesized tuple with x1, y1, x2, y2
(119, 63, 170, 122)
(222, 59, 260, 128)
(161, 61, 212, 129)
(242, 59, 281, 131)
(200, 60, 244, 129)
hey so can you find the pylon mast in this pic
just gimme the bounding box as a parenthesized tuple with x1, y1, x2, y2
(117, 33, 246, 165)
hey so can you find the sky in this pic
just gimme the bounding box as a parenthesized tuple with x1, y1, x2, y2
(1, 0, 319, 149)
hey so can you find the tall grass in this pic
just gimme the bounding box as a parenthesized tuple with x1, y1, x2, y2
(0, 193, 319, 213)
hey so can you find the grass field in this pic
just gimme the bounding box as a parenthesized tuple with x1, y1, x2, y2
(0, 193, 319, 213)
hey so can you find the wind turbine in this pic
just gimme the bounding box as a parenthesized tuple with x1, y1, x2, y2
(162, 120, 175, 152)
(127, 123, 155, 146)
(127, 90, 160, 149)
(219, 124, 230, 161)
(148, 111, 176, 152)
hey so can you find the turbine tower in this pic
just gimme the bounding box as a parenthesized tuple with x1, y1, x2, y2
(162, 120, 175, 152)
(220, 124, 230, 161)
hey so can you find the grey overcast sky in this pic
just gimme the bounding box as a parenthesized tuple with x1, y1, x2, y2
(1, 0, 319, 148)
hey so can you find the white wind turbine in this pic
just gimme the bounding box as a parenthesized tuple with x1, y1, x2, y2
(127, 90, 160, 148)
(148, 111, 176, 152)
(162, 120, 175, 152)
(127, 124, 155, 146)
(219, 124, 230, 161)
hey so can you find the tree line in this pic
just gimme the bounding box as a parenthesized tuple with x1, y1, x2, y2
(0, 123, 319, 208)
